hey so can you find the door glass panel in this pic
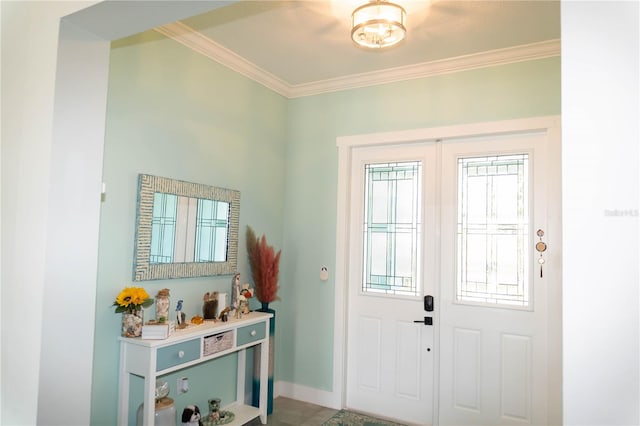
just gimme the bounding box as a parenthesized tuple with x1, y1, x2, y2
(362, 161, 422, 296)
(456, 154, 530, 307)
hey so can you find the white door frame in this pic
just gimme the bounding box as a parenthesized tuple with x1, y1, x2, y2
(332, 116, 562, 422)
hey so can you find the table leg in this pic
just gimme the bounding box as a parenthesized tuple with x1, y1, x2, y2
(259, 341, 268, 424)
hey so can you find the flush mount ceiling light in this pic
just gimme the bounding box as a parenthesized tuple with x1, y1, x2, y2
(351, 0, 407, 49)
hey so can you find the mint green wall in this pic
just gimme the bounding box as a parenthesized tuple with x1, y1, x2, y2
(90, 30, 287, 425)
(278, 57, 560, 390)
(91, 27, 559, 422)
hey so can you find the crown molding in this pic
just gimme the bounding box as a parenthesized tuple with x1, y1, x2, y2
(155, 22, 560, 99)
(154, 22, 293, 97)
(291, 39, 561, 98)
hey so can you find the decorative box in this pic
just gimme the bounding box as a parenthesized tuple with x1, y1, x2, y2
(141, 321, 175, 340)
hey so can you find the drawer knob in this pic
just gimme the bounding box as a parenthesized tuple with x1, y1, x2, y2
(178, 350, 185, 358)
(250, 330, 257, 336)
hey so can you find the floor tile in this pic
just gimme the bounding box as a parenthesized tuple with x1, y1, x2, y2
(243, 397, 338, 426)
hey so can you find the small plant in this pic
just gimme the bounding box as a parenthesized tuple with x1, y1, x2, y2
(113, 286, 154, 313)
(246, 226, 281, 304)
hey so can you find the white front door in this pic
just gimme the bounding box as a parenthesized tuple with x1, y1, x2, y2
(343, 121, 561, 426)
(345, 144, 437, 425)
(438, 132, 559, 425)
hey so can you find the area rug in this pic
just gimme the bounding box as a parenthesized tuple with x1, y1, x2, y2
(322, 409, 406, 426)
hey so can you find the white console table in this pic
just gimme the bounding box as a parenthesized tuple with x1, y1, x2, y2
(118, 312, 273, 426)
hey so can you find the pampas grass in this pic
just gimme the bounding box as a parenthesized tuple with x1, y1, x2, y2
(246, 226, 281, 304)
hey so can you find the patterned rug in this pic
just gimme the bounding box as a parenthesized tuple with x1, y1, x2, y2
(322, 409, 406, 426)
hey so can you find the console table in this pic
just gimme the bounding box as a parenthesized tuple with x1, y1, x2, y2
(118, 312, 273, 426)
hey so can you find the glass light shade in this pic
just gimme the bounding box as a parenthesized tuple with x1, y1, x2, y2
(351, 1, 407, 49)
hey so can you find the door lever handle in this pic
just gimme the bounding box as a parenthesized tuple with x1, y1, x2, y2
(414, 316, 433, 326)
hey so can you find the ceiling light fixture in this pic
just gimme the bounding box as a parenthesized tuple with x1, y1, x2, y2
(351, 0, 407, 49)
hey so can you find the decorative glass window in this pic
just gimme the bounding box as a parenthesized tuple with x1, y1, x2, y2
(362, 161, 422, 297)
(456, 154, 530, 307)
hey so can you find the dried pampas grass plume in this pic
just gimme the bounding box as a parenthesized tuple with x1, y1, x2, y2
(246, 226, 281, 304)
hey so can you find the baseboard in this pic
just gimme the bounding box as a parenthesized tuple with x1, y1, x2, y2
(275, 381, 342, 410)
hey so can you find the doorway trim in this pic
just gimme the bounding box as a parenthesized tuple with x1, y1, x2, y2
(332, 115, 562, 421)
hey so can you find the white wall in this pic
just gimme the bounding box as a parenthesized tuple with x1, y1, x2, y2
(1, 3, 100, 424)
(562, 1, 639, 424)
(36, 18, 111, 425)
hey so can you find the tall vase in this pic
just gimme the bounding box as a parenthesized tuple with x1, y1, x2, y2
(252, 302, 275, 414)
(155, 294, 170, 323)
(122, 308, 144, 337)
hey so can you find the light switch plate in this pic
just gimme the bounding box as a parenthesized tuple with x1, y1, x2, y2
(178, 377, 189, 394)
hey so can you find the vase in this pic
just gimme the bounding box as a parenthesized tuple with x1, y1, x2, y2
(252, 302, 275, 415)
(122, 308, 144, 337)
(155, 295, 170, 323)
(136, 397, 176, 426)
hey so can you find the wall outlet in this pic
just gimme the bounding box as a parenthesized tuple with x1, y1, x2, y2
(178, 377, 189, 394)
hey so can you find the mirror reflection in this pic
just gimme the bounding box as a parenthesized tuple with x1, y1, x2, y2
(134, 174, 240, 281)
(150, 193, 230, 264)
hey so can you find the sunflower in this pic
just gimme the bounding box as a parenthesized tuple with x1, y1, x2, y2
(113, 286, 153, 313)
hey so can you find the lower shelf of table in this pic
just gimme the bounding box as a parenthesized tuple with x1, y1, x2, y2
(203, 403, 262, 426)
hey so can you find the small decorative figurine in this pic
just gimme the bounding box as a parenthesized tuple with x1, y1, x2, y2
(176, 299, 186, 328)
(181, 405, 202, 426)
(207, 398, 221, 421)
(202, 291, 219, 320)
(240, 284, 253, 314)
(218, 306, 231, 322)
(231, 273, 241, 310)
(235, 292, 246, 319)
(190, 315, 203, 325)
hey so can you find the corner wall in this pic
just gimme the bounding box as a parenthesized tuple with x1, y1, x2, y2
(91, 30, 287, 425)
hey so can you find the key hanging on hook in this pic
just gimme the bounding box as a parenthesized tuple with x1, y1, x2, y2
(535, 229, 547, 278)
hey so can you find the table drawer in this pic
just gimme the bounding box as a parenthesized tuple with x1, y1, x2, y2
(237, 323, 266, 346)
(156, 338, 200, 371)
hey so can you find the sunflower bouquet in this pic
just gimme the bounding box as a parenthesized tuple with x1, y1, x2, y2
(113, 286, 154, 313)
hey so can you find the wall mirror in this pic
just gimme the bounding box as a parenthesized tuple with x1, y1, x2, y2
(133, 174, 240, 281)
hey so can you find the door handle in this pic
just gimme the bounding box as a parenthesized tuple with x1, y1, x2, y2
(414, 316, 433, 326)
